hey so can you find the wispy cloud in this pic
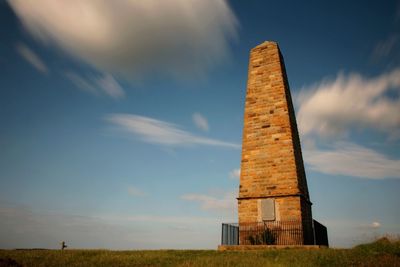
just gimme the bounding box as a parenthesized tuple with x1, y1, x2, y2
(0, 202, 222, 249)
(321, 218, 391, 248)
(181, 191, 237, 214)
(16, 43, 48, 74)
(106, 114, 240, 149)
(65, 72, 97, 94)
(96, 74, 125, 99)
(106, 214, 218, 225)
(192, 113, 209, 132)
(127, 186, 147, 197)
(65, 72, 125, 99)
(359, 221, 381, 229)
(8, 0, 238, 80)
(371, 34, 399, 61)
(229, 168, 240, 179)
(296, 69, 400, 139)
(304, 142, 400, 179)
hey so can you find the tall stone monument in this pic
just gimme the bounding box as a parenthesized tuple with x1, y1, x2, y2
(238, 41, 314, 245)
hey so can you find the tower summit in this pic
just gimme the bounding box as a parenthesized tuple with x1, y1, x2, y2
(238, 41, 313, 244)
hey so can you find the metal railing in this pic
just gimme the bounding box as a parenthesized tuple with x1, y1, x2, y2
(240, 220, 305, 245)
(221, 223, 239, 245)
(221, 220, 317, 246)
(313, 219, 329, 246)
(221, 220, 327, 246)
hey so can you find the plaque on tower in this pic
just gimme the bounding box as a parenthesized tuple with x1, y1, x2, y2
(260, 199, 275, 221)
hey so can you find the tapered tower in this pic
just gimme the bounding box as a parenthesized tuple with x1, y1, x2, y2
(238, 41, 313, 245)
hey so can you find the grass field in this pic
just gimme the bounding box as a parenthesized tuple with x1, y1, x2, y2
(0, 238, 399, 267)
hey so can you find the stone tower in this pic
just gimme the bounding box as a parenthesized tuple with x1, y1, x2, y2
(238, 41, 313, 245)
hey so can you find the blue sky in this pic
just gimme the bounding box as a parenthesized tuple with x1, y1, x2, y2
(0, 0, 399, 249)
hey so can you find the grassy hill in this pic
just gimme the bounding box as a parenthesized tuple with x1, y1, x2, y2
(0, 238, 399, 267)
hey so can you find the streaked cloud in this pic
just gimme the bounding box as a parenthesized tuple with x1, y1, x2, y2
(304, 142, 400, 179)
(97, 74, 125, 99)
(296, 69, 400, 139)
(64, 72, 97, 95)
(16, 43, 48, 74)
(371, 34, 399, 61)
(8, 0, 238, 80)
(65, 71, 125, 99)
(181, 191, 237, 213)
(106, 114, 240, 149)
(0, 202, 221, 249)
(192, 113, 209, 132)
(369, 221, 381, 229)
(106, 214, 218, 225)
(127, 186, 147, 197)
(229, 168, 240, 179)
(370, 32, 400, 66)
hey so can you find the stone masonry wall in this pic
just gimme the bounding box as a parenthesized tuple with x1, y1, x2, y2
(238, 42, 313, 244)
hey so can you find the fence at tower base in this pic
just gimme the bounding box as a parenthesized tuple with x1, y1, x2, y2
(221, 223, 239, 245)
(313, 220, 329, 246)
(221, 219, 327, 246)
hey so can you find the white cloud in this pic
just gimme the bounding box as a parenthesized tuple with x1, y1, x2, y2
(296, 69, 400, 139)
(370, 221, 381, 229)
(304, 142, 400, 179)
(181, 191, 237, 213)
(229, 168, 240, 179)
(106, 114, 240, 149)
(192, 113, 209, 132)
(297, 69, 400, 179)
(16, 43, 48, 74)
(65, 71, 125, 99)
(127, 186, 147, 197)
(8, 0, 238, 80)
